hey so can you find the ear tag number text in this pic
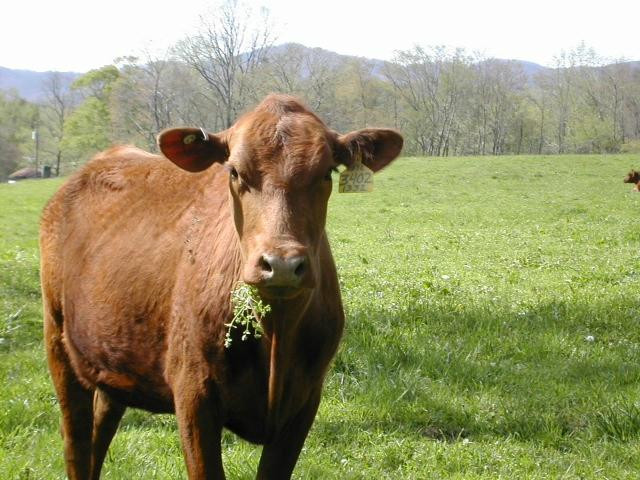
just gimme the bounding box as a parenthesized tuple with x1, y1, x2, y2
(338, 159, 373, 193)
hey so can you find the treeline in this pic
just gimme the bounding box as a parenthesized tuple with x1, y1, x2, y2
(1, 2, 639, 179)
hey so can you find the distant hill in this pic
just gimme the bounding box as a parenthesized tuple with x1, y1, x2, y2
(0, 67, 79, 102)
(1, 45, 637, 103)
(618, 60, 640, 71)
(265, 43, 549, 81)
(509, 60, 550, 78)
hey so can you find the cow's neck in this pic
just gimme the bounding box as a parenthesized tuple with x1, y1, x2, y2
(260, 293, 312, 441)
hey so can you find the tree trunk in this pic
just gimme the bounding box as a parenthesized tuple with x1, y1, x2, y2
(55, 151, 61, 177)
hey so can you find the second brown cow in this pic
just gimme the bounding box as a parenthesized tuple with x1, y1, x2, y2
(40, 94, 403, 479)
(624, 169, 640, 191)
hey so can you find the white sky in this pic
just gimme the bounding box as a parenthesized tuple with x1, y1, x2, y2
(1, 0, 639, 72)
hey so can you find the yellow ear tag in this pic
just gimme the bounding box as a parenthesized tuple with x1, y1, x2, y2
(338, 155, 374, 193)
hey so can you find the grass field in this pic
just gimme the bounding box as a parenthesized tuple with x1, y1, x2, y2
(1, 154, 640, 479)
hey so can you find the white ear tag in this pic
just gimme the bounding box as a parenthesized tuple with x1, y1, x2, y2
(338, 155, 374, 193)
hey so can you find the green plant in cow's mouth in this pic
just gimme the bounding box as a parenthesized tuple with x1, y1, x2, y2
(225, 282, 271, 348)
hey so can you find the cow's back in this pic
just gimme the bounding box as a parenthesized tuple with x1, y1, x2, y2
(40, 146, 231, 410)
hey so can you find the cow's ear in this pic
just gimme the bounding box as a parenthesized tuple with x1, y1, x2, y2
(158, 127, 229, 172)
(334, 128, 403, 172)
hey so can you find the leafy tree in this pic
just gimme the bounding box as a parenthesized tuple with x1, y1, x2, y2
(0, 131, 22, 181)
(71, 65, 120, 101)
(61, 66, 120, 166)
(15, 37, 637, 172)
(0, 91, 39, 180)
(61, 97, 112, 166)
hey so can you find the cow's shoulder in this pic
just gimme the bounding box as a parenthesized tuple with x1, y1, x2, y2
(78, 146, 164, 193)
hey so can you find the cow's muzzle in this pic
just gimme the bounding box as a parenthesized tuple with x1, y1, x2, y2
(246, 251, 315, 299)
(260, 254, 307, 284)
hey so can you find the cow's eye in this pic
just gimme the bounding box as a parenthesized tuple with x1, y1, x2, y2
(229, 167, 239, 180)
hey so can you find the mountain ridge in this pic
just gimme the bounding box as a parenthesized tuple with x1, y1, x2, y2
(0, 66, 79, 102)
(1, 43, 638, 102)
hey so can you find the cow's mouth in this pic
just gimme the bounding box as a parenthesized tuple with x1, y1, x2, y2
(258, 285, 305, 301)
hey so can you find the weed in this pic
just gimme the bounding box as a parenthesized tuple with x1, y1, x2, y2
(225, 282, 270, 348)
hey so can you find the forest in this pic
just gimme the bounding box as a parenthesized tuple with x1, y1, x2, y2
(1, 1, 639, 180)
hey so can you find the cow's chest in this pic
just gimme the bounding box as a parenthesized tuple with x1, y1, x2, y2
(220, 341, 316, 444)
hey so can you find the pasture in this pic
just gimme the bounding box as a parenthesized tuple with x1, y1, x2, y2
(1, 153, 640, 479)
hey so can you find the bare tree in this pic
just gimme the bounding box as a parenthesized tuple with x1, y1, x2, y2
(550, 53, 573, 153)
(301, 49, 342, 124)
(471, 55, 492, 155)
(41, 72, 77, 176)
(385, 46, 472, 156)
(258, 43, 307, 95)
(485, 60, 526, 155)
(529, 79, 550, 154)
(601, 61, 632, 147)
(350, 58, 377, 128)
(111, 53, 183, 150)
(175, 0, 275, 128)
(624, 69, 640, 140)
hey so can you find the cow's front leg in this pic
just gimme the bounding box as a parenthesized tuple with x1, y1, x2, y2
(173, 376, 225, 480)
(91, 388, 126, 480)
(256, 388, 322, 480)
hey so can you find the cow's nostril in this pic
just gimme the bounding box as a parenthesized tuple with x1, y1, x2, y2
(259, 255, 273, 273)
(258, 253, 308, 287)
(294, 260, 306, 278)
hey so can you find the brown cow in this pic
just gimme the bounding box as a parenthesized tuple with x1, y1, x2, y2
(623, 169, 640, 191)
(40, 94, 403, 479)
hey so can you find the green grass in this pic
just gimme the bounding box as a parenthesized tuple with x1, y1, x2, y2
(0, 178, 64, 351)
(2, 154, 640, 478)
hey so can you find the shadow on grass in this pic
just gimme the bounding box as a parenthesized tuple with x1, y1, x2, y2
(6, 294, 640, 453)
(331, 296, 640, 446)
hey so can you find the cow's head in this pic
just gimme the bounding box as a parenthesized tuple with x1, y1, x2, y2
(624, 169, 639, 184)
(158, 95, 402, 301)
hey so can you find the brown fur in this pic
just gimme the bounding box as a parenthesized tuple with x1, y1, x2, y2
(40, 94, 403, 479)
(623, 169, 640, 191)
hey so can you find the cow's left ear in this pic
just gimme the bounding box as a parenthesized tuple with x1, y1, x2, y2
(335, 128, 403, 172)
(158, 127, 229, 172)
